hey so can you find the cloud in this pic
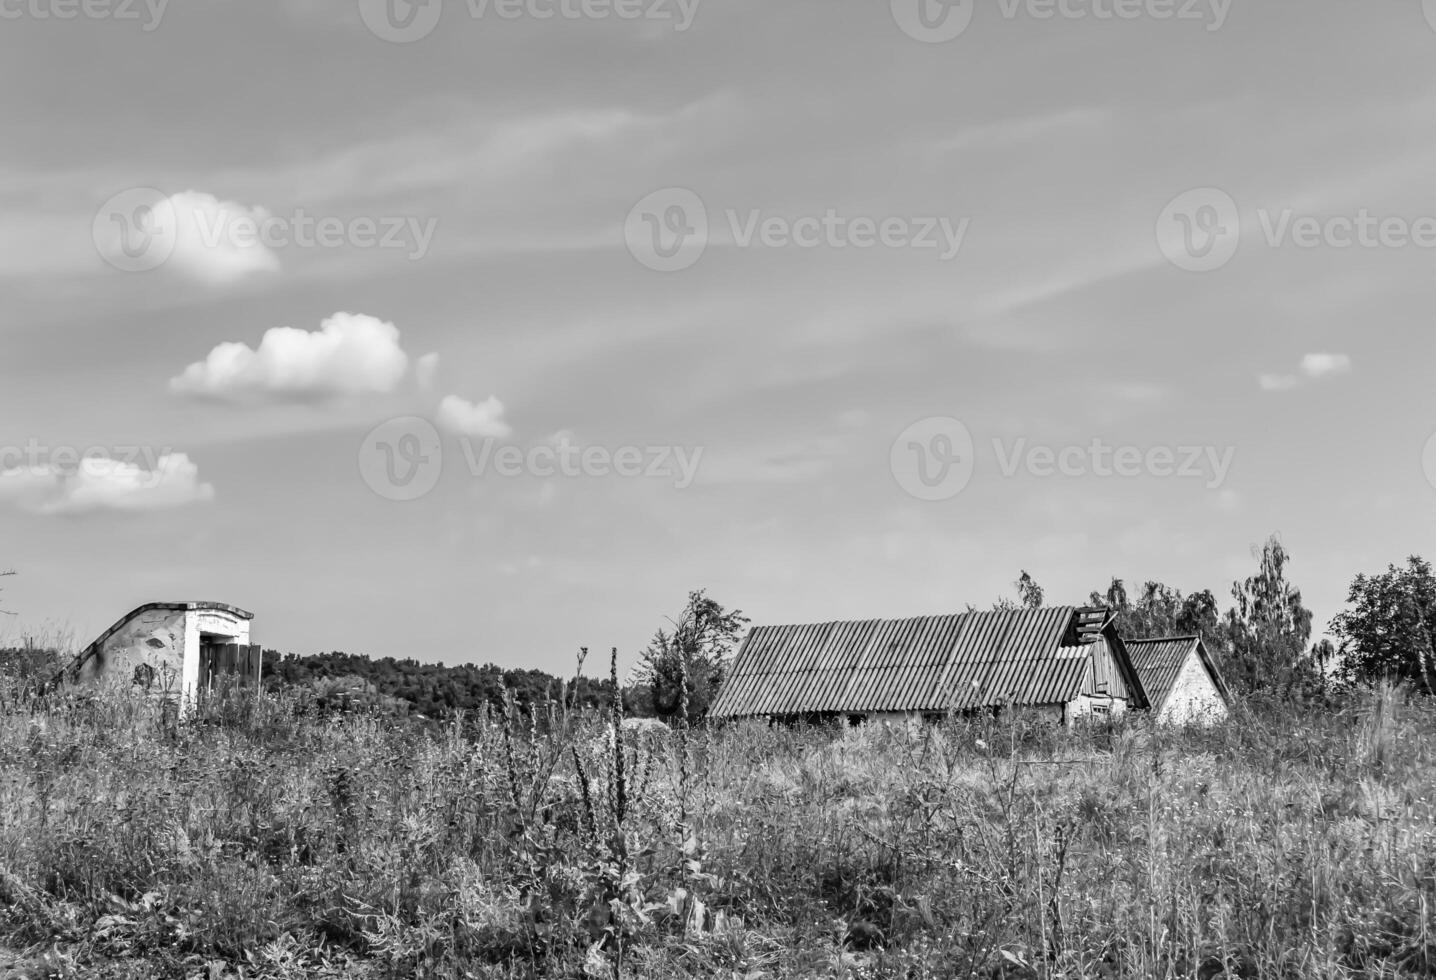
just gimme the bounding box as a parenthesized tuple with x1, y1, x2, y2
(1260, 353, 1352, 392)
(171, 313, 413, 402)
(0, 454, 214, 516)
(1259, 373, 1299, 392)
(935, 107, 1112, 155)
(436, 395, 512, 438)
(98, 190, 282, 285)
(1300, 352, 1352, 379)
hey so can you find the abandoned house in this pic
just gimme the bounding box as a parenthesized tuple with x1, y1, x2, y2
(708, 606, 1150, 726)
(60, 601, 260, 704)
(1125, 635, 1231, 724)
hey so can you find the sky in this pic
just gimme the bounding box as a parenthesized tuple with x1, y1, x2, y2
(2, 0, 1435, 674)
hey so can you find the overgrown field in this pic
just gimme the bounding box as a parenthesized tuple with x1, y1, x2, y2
(0, 682, 1433, 979)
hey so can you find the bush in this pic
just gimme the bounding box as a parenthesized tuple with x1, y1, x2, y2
(0, 682, 1434, 977)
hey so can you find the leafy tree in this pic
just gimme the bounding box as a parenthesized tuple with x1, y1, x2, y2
(635, 589, 749, 723)
(1330, 556, 1436, 692)
(1014, 570, 1044, 610)
(1088, 578, 1222, 647)
(1218, 535, 1322, 699)
(990, 570, 1045, 612)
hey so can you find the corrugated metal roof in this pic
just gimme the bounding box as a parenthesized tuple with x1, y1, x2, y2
(711, 606, 1116, 718)
(1125, 636, 1198, 713)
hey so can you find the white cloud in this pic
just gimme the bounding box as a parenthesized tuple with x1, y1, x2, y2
(1300, 352, 1352, 379)
(1260, 352, 1352, 392)
(1259, 373, 1299, 392)
(0, 454, 214, 516)
(171, 312, 412, 401)
(102, 190, 281, 285)
(436, 395, 512, 437)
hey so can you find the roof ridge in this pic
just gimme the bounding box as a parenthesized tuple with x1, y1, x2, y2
(748, 605, 1081, 632)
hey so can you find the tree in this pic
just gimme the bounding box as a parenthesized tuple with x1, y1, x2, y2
(1014, 570, 1044, 610)
(990, 570, 1044, 612)
(1330, 556, 1436, 693)
(1088, 578, 1222, 647)
(635, 590, 749, 723)
(1218, 535, 1321, 699)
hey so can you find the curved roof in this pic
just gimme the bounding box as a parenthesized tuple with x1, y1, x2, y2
(84, 602, 253, 650)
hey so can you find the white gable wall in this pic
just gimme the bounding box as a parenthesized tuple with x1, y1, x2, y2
(1159, 652, 1227, 724)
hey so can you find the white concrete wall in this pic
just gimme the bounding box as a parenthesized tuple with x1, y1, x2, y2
(1158, 653, 1227, 724)
(1066, 694, 1128, 724)
(76, 607, 187, 696)
(182, 609, 251, 705)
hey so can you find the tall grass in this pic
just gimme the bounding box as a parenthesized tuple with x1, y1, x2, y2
(0, 676, 1433, 978)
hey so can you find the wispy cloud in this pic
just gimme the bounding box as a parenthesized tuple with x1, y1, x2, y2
(1300, 352, 1352, 380)
(934, 107, 1113, 155)
(1259, 373, 1300, 392)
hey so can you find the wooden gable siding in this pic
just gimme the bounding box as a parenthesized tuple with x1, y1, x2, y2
(1082, 637, 1130, 700)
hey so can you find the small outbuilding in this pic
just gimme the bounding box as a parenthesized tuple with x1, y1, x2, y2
(62, 601, 260, 705)
(709, 606, 1149, 726)
(1125, 635, 1231, 724)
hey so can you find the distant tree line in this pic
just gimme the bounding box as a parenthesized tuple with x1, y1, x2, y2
(260, 650, 620, 719)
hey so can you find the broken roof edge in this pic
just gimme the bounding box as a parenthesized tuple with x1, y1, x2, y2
(154, 601, 255, 620)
